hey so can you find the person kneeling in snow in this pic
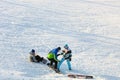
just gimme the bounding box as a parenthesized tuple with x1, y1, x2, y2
(58, 44, 72, 70)
(29, 49, 44, 63)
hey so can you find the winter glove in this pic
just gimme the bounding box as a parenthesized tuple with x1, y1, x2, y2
(60, 53, 64, 55)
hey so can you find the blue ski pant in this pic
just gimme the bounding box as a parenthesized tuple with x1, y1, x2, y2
(58, 58, 71, 70)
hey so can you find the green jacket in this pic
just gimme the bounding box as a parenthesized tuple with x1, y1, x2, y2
(47, 53, 59, 62)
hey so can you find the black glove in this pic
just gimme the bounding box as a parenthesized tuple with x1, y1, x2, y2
(61, 53, 64, 55)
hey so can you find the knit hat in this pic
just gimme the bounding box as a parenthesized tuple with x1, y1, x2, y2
(31, 49, 35, 53)
(30, 49, 35, 55)
(57, 47, 61, 50)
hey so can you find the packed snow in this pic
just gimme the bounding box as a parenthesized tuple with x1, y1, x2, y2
(0, 0, 120, 80)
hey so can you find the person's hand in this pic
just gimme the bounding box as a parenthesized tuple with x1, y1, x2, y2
(61, 53, 63, 55)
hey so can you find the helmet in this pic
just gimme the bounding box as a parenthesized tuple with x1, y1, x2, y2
(64, 44, 69, 49)
(57, 47, 61, 50)
(31, 49, 35, 53)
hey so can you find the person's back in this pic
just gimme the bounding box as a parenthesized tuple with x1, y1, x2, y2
(47, 47, 61, 61)
(29, 49, 37, 62)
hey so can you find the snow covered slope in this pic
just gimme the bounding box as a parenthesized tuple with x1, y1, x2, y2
(0, 0, 120, 80)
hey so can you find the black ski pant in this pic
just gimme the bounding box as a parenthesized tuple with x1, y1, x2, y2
(48, 58, 58, 69)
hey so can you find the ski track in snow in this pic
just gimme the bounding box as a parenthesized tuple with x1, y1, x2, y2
(0, 0, 120, 80)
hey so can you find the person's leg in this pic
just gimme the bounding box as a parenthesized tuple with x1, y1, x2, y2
(67, 59, 71, 70)
(49, 59, 53, 66)
(35, 55, 42, 62)
(54, 60, 58, 69)
(57, 58, 65, 70)
(54, 60, 61, 72)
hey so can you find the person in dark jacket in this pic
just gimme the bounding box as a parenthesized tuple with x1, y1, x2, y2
(47, 47, 61, 70)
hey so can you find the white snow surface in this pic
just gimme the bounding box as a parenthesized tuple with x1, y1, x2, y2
(0, 0, 120, 80)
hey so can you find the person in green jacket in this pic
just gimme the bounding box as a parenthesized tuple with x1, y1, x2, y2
(47, 47, 61, 70)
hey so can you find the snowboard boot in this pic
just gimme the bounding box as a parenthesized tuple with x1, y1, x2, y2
(54, 69, 60, 73)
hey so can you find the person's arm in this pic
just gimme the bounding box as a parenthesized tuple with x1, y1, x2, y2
(57, 54, 61, 56)
(64, 53, 72, 59)
(32, 56, 38, 62)
(53, 54, 59, 62)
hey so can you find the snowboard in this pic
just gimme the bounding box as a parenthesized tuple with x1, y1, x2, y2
(68, 74, 93, 79)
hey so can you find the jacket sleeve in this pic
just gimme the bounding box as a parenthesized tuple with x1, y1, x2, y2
(64, 53, 72, 59)
(53, 54, 59, 62)
(32, 56, 38, 62)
